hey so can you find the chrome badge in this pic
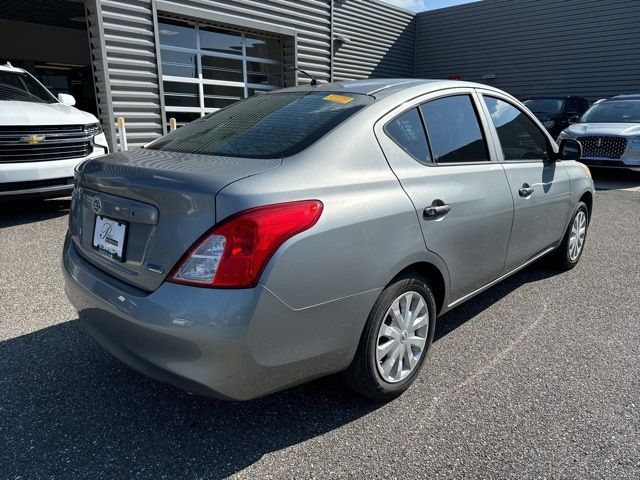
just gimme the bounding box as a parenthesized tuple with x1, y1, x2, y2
(93, 196, 103, 215)
(20, 134, 45, 144)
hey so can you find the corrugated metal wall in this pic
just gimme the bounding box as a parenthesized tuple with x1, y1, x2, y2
(415, 0, 640, 102)
(333, 0, 415, 80)
(92, 0, 415, 150)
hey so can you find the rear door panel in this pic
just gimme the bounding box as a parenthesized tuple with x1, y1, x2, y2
(375, 88, 514, 302)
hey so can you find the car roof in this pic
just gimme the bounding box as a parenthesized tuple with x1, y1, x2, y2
(277, 78, 506, 100)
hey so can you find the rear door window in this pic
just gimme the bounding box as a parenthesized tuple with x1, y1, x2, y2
(385, 108, 432, 164)
(147, 91, 373, 159)
(419, 95, 490, 164)
(483, 96, 549, 161)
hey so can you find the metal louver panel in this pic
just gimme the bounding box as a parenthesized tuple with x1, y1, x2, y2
(90, 0, 418, 150)
(333, 0, 415, 81)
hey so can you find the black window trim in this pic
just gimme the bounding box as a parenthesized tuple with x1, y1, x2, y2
(383, 91, 495, 168)
(480, 93, 555, 165)
(420, 92, 494, 167)
(383, 107, 434, 166)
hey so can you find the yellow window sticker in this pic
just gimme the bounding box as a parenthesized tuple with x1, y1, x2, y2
(323, 94, 355, 104)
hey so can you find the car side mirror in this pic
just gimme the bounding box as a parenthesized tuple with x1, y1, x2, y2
(558, 138, 582, 161)
(568, 116, 579, 124)
(57, 93, 76, 106)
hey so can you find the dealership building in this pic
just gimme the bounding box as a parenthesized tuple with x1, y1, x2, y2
(1, 0, 638, 151)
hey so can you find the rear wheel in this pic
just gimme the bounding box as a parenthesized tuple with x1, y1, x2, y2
(552, 202, 589, 270)
(342, 274, 436, 401)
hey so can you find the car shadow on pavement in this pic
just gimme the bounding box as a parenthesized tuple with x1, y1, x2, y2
(1, 260, 564, 479)
(0, 198, 70, 228)
(592, 168, 640, 191)
(1, 319, 381, 479)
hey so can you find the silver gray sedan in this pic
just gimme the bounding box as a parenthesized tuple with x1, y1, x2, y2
(63, 79, 594, 401)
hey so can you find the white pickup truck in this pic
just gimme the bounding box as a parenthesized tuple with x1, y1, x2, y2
(0, 63, 109, 199)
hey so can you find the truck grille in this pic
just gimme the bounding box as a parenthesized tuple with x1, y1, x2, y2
(577, 136, 628, 159)
(0, 125, 94, 163)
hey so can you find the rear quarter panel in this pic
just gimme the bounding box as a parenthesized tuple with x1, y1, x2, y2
(215, 113, 448, 311)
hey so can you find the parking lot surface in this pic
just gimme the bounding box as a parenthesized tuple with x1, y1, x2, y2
(1, 171, 639, 479)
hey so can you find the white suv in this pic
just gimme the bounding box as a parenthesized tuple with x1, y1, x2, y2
(0, 63, 109, 199)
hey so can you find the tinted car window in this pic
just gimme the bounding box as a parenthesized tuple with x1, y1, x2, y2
(420, 95, 489, 163)
(148, 91, 373, 159)
(484, 97, 549, 161)
(419, 95, 489, 164)
(385, 108, 432, 164)
(565, 98, 582, 115)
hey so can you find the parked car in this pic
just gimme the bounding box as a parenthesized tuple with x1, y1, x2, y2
(63, 79, 594, 401)
(0, 63, 108, 200)
(558, 97, 640, 171)
(523, 96, 590, 138)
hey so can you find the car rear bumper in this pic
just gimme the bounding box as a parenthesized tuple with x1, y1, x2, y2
(62, 234, 375, 400)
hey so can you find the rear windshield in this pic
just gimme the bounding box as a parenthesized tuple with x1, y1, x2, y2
(147, 91, 373, 159)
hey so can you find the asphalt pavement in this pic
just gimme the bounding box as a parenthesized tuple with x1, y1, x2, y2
(1, 170, 639, 479)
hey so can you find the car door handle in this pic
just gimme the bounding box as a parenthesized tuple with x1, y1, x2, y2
(519, 184, 535, 197)
(424, 201, 451, 218)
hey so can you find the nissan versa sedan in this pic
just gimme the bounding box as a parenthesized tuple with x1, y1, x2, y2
(63, 79, 594, 401)
(558, 96, 640, 171)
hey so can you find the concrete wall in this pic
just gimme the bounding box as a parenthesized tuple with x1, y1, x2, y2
(415, 0, 640, 101)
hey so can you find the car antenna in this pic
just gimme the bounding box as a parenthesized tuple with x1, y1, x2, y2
(291, 67, 319, 86)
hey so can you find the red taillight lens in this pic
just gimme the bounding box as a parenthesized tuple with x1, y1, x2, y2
(170, 200, 323, 288)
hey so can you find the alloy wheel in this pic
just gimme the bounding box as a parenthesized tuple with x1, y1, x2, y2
(568, 210, 587, 261)
(375, 291, 429, 383)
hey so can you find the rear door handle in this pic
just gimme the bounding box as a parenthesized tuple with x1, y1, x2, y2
(424, 201, 451, 218)
(519, 184, 535, 197)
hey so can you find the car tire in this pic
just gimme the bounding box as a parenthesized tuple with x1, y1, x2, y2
(342, 273, 437, 402)
(552, 201, 589, 270)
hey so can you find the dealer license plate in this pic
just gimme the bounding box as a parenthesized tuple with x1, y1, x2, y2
(92, 215, 127, 261)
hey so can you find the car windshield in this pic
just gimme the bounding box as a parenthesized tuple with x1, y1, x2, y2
(0, 70, 57, 103)
(147, 91, 373, 159)
(579, 100, 640, 124)
(523, 98, 564, 114)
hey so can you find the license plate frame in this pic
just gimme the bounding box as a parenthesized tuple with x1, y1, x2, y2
(92, 215, 128, 262)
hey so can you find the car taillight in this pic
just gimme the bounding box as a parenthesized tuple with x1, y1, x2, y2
(169, 200, 323, 288)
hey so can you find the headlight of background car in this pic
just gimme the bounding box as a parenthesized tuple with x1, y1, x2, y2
(632, 137, 640, 144)
(84, 122, 102, 136)
(556, 131, 570, 143)
(85, 122, 109, 154)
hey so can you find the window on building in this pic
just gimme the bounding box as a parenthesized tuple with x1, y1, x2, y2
(483, 96, 549, 161)
(385, 108, 432, 164)
(420, 95, 490, 164)
(158, 17, 283, 132)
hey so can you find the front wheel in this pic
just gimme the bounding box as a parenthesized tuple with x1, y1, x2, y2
(552, 202, 589, 270)
(342, 274, 437, 401)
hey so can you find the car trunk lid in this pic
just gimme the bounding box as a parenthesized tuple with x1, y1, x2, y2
(69, 148, 281, 291)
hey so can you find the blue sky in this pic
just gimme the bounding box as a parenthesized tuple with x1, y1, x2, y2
(382, 0, 481, 12)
